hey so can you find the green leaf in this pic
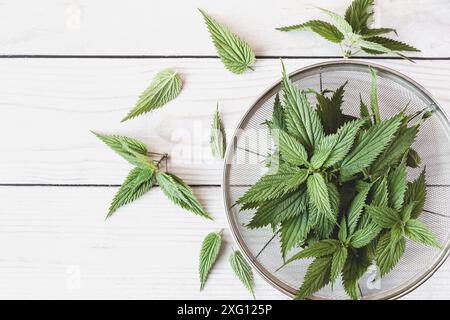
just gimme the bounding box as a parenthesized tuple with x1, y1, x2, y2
(350, 222, 381, 248)
(376, 232, 406, 276)
(369, 68, 381, 124)
(338, 217, 349, 243)
(271, 93, 286, 131)
(107, 167, 154, 218)
(229, 250, 256, 299)
(284, 240, 340, 265)
(405, 219, 441, 249)
(237, 165, 308, 205)
(400, 202, 414, 224)
(347, 182, 372, 234)
(92, 131, 154, 169)
(247, 186, 308, 229)
(276, 20, 344, 43)
(405, 168, 427, 219)
(316, 7, 353, 35)
(199, 232, 222, 290)
(121, 69, 182, 122)
(323, 119, 364, 168)
(360, 40, 414, 61)
(282, 62, 325, 150)
(156, 171, 211, 219)
(344, 0, 374, 34)
(407, 148, 421, 168)
(210, 104, 226, 159)
(371, 175, 389, 207)
(388, 160, 407, 211)
(199, 9, 255, 74)
(280, 212, 314, 259)
(310, 135, 337, 169)
(295, 256, 332, 300)
(364, 37, 420, 52)
(366, 205, 400, 228)
(362, 28, 397, 38)
(359, 94, 371, 123)
(307, 173, 334, 222)
(342, 248, 371, 300)
(340, 115, 402, 179)
(330, 246, 348, 284)
(274, 130, 309, 166)
(371, 126, 418, 176)
(315, 81, 347, 134)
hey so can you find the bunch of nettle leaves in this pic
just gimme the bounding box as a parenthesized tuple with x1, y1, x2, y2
(236, 63, 441, 300)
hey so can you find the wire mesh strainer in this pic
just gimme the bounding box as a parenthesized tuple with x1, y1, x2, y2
(222, 60, 450, 300)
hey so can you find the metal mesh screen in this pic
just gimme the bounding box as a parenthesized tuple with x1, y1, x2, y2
(223, 61, 450, 300)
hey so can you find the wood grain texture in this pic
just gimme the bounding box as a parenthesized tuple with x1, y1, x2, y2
(0, 58, 449, 185)
(0, 186, 447, 299)
(0, 0, 448, 57)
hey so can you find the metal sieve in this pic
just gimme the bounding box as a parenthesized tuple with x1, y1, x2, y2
(222, 60, 450, 300)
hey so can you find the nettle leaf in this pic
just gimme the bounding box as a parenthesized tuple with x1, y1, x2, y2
(295, 256, 332, 300)
(307, 173, 334, 222)
(360, 40, 414, 61)
(156, 171, 211, 220)
(272, 93, 286, 131)
(350, 222, 381, 248)
(388, 160, 407, 211)
(340, 115, 402, 180)
(284, 240, 340, 265)
(280, 212, 314, 259)
(362, 28, 397, 38)
(107, 167, 154, 218)
(277, 20, 344, 43)
(121, 69, 182, 122)
(316, 7, 353, 35)
(366, 205, 400, 228)
(310, 135, 337, 169)
(359, 94, 371, 122)
(342, 248, 371, 300)
(323, 119, 364, 168)
(371, 125, 418, 176)
(405, 168, 427, 219)
(274, 129, 309, 166)
(247, 186, 308, 229)
(369, 68, 381, 123)
(316, 81, 347, 134)
(199, 232, 222, 289)
(92, 131, 153, 169)
(407, 148, 422, 168)
(376, 232, 406, 276)
(229, 250, 256, 299)
(347, 182, 372, 234)
(330, 246, 348, 284)
(237, 165, 308, 205)
(364, 37, 420, 52)
(199, 9, 255, 74)
(282, 62, 325, 150)
(405, 219, 441, 249)
(371, 176, 389, 207)
(210, 105, 226, 159)
(344, 0, 374, 34)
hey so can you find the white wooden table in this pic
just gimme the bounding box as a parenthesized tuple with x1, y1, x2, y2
(1, 0, 449, 299)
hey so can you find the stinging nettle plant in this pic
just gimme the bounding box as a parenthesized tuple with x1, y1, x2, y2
(277, 0, 419, 59)
(236, 61, 440, 300)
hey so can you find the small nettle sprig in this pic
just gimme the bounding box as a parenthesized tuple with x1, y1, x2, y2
(236, 61, 439, 300)
(277, 0, 419, 59)
(92, 131, 212, 220)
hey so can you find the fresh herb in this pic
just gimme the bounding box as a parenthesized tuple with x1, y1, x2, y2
(210, 104, 227, 159)
(92, 131, 211, 220)
(199, 9, 256, 74)
(199, 231, 223, 289)
(237, 62, 440, 299)
(121, 69, 182, 122)
(276, 0, 419, 59)
(229, 250, 256, 299)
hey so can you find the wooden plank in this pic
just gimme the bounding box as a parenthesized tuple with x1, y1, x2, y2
(1, 58, 450, 185)
(0, 186, 447, 299)
(0, 0, 449, 57)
